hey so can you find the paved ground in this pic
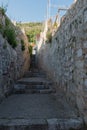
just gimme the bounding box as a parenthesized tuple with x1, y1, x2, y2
(0, 93, 77, 120)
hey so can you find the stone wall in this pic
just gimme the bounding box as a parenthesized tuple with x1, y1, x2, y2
(0, 34, 30, 101)
(37, 0, 87, 123)
(0, 11, 30, 101)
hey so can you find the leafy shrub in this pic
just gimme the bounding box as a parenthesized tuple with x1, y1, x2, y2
(27, 29, 41, 43)
(46, 31, 52, 43)
(0, 5, 19, 49)
(5, 17, 11, 26)
(0, 24, 4, 34)
(3, 26, 17, 48)
(21, 39, 25, 51)
(0, 5, 7, 15)
(17, 22, 42, 44)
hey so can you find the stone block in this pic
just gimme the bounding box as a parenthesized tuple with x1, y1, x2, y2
(77, 49, 82, 57)
(83, 42, 87, 48)
(76, 61, 84, 68)
(84, 9, 87, 23)
(47, 118, 83, 130)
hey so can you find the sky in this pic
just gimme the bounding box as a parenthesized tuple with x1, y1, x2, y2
(0, 0, 73, 22)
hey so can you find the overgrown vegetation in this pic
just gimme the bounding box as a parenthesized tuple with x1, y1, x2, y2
(0, 4, 7, 15)
(17, 22, 43, 44)
(3, 26, 17, 48)
(0, 5, 17, 49)
(46, 30, 52, 43)
(28, 45, 33, 56)
(17, 22, 42, 28)
(0, 23, 4, 34)
(5, 17, 11, 26)
(0, 6, 42, 50)
(46, 19, 53, 43)
(27, 28, 41, 43)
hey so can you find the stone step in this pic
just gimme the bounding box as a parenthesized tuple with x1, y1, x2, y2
(0, 118, 83, 130)
(25, 71, 46, 74)
(24, 73, 46, 78)
(26, 88, 56, 94)
(26, 71, 46, 75)
(14, 84, 49, 90)
(26, 85, 49, 89)
(17, 80, 53, 86)
(14, 88, 56, 94)
(25, 71, 45, 74)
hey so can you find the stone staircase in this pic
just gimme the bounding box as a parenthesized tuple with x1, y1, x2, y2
(0, 55, 84, 130)
(14, 69, 55, 94)
(14, 54, 55, 94)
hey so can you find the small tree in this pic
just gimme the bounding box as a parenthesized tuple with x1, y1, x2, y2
(0, 4, 8, 15)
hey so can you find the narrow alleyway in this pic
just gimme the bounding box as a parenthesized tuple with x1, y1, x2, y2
(0, 55, 84, 129)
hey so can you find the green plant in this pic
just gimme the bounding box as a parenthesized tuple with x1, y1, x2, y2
(53, 22, 58, 28)
(17, 22, 42, 44)
(26, 29, 41, 43)
(46, 31, 52, 43)
(0, 24, 4, 34)
(21, 39, 25, 51)
(5, 17, 11, 26)
(28, 45, 32, 56)
(0, 4, 7, 15)
(3, 26, 17, 48)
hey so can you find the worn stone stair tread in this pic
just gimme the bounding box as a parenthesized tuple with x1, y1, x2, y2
(26, 85, 49, 89)
(17, 78, 53, 85)
(14, 84, 49, 90)
(14, 66, 55, 95)
(25, 88, 56, 94)
(14, 88, 56, 94)
(0, 118, 83, 130)
(17, 82, 52, 86)
(39, 88, 56, 94)
(17, 77, 49, 82)
(24, 74, 46, 78)
(26, 71, 46, 73)
(26, 71, 46, 74)
(25, 72, 46, 75)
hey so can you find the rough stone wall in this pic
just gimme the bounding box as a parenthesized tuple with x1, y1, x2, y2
(0, 34, 30, 101)
(0, 12, 30, 101)
(37, 0, 87, 123)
